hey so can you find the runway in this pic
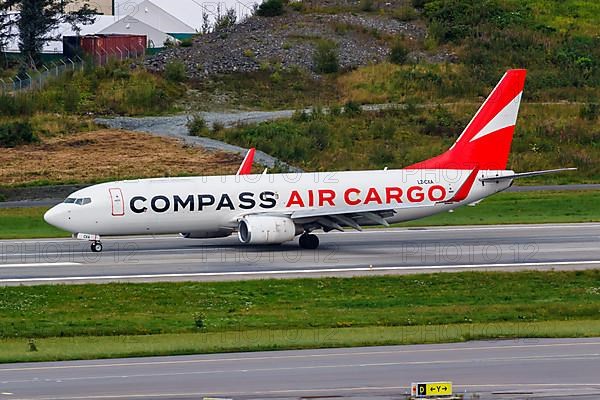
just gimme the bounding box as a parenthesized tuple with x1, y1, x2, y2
(0, 223, 599, 285)
(1, 338, 599, 399)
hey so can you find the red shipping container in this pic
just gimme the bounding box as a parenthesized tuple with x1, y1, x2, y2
(79, 34, 147, 59)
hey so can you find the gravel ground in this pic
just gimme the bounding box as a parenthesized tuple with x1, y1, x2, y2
(95, 110, 303, 172)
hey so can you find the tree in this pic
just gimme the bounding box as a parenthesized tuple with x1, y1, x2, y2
(214, 5, 237, 32)
(256, 0, 285, 17)
(201, 11, 211, 35)
(0, 3, 16, 68)
(6, 0, 97, 67)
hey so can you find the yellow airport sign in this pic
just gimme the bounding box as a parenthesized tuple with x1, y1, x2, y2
(411, 381, 453, 397)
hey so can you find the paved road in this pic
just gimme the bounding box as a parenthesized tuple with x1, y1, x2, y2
(0, 223, 598, 285)
(1, 338, 599, 399)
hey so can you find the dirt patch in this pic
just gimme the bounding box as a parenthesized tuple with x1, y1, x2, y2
(0, 130, 242, 187)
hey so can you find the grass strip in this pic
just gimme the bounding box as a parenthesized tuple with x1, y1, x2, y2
(0, 190, 599, 240)
(1, 271, 599, 339)
(3, 320, 600, 364)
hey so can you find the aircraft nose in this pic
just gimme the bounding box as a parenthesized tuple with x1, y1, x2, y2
(44, 205, 69, 230)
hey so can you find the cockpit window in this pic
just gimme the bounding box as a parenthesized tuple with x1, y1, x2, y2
(64, 197, 92, 205)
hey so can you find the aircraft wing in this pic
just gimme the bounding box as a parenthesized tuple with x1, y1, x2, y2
(242, 203, 431, 232)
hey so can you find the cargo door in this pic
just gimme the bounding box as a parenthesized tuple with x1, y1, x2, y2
(109, 188, 125, 216)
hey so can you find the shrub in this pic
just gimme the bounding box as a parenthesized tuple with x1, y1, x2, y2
(313, 40, 339, 74)
(0, 94, 36, 116)
(164, 61, 187, 83)
(63, 84, 80, 113)
(0, 121, 38, 147)
(214, 7, 237, 31)
(212, 121, 225, 133)
(360, 0, 375, 12)
(193, 313, 206, 329)
(420, 105, 464, 137)
(344, 101, 362, 115)
(580, 102, 599, 121)
(307, 120, 330, 150)
(256, 0, 285, 17)
(180, 38, 194, 47)
(370, 148, 396, 167)
(187, 115, 208, 136)
(394, 6, 418, 21)
(389, 41, 409, 64)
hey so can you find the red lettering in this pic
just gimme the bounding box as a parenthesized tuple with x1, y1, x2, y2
(385, 187, 403, 204)
(308, 190, 314, 207)
(318, 189, 336, 207)
(364, 187, 383, 204)
(407, 186, 425, 203)
(428, 185, 446, 201)
(344, 188, 361, 205)
(286, 190, 305, 208)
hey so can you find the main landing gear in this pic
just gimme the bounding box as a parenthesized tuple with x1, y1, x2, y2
(299, 232, 319, 250)
(91, 241, 103, 253)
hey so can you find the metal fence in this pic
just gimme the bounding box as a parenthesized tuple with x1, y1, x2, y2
(0, 45, 146, 95)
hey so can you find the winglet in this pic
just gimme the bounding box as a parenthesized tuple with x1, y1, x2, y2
(236, 148, 256, 175)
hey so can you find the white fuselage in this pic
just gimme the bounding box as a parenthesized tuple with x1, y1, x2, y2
(44, 169, 513, 237)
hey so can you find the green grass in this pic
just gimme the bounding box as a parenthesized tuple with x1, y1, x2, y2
(0, 190, 598, 240)
(0, 207, 68, 239)
(4, 320, 600, 363)
(0, 270, 599, 362)
(1, 271, 599, 338)
(0, 61, 184, 117)
(205, 104, 600, 182)
(400, 190, 600, 226)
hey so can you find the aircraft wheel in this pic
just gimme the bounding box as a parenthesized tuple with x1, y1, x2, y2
(299, 233, 319, 250)
(91, 242, 103, 253)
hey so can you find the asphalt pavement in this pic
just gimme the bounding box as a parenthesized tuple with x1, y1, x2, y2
(0, 223, 598, 285)
(1, 338, 599, 399)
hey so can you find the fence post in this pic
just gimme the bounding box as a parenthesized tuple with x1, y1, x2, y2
(25, 73, 33, 91)
(41, 65, 49, 88)
(15, 76, 22, 91)
(116, 46, 123, 61)
(75, 55, 84, 71)
(50, 61, 57, 76)
(0, 79, 4, 96)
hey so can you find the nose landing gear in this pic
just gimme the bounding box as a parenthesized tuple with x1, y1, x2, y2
(75, 233, 103, 253)
(91, 241, 103, 253)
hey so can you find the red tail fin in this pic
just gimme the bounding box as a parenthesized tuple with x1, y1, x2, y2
(407, 69, 527, 170)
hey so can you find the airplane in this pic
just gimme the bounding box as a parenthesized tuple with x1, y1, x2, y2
(44, 69, 575, 252)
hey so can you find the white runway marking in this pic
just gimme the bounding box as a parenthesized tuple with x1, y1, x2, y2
(0, 260, 598, 283)
(0, 262, 81, 269)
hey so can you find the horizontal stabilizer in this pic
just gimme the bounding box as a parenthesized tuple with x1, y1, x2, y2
(479, 168, 576, 182)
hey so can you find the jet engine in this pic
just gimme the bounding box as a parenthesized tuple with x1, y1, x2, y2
(238, 215, 300, 245)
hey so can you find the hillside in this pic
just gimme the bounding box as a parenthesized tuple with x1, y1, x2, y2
(142, 0, 599, 183)
(0, 0, 598, 188)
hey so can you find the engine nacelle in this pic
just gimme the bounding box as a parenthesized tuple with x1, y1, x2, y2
(238, 215, 299, 245)
(181, 229, 233, 239)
